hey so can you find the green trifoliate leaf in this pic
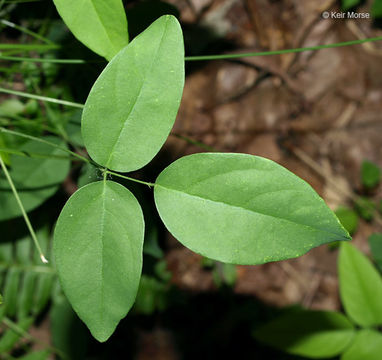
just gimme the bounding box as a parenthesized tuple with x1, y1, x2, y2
(52, 0, 128, 60)
(254, 310, 355, 358)
(82, 15, 185, 172)
(0, 137, 70, 221)
(154, 153, 351, 265)
(54, 181, 144, 342)
(339, 242, 382, 327)
(341, 329, 382, 360)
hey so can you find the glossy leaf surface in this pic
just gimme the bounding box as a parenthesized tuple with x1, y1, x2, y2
(54, 181, 144, 342)
(53, 0, 128, 60)
(82, 15, 184, 172)
(154, 153, 351, 265)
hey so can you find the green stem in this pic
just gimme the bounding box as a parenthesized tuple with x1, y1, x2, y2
(0, 87, 84, 108)
(0, 19, 54, 44)
(171, 132, 217, 151)
(0, 147, 77, 160)
(1, 36, 381, 65)
(3, 0, 41, 3)
(106, 170, 155, 187)
(0, 55, 86, 64)
(0, 156, 47, 263)
(0, 43, 58, 51)
(0, 261, 56, 274)
(2, 317, 67, 359)
(185, 36, 382, 61)
(0, 127, 91, 164)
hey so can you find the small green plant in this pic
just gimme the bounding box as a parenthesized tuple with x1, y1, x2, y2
(47, 8, 351, 342)
(5, 0, 382, 347)
(0, 225, 56, 357)
(254, 242, 382, 359)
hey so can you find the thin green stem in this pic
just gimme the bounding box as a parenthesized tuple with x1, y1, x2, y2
(2, 317, 67, 359)
(3, 0, 41, 3)
(106, 170, 155, 187)
(171, 132, 217, 151)
(0, 87, 84, 108)
(0, 147, 77, 160)
(0, 261, 56, 274)
(1, 36, 380, 65)
(0, 156, 47, 263)
(0, 43, 58, 51)
(0, 116, 62, 137)
(0, 55, 86, 64)
(0, 19, 54, 44)
(0, 127, 91, 164)
(0, 48, 55, 56)
(185, 36, 382, 61)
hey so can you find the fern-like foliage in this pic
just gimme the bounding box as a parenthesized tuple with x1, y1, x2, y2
(0, 221, 55, 358)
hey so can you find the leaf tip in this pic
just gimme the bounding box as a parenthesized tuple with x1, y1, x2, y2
(40, 254, 49, 264)
(92, 328, 114, 343)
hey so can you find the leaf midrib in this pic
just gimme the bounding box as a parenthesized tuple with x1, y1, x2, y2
(343, 247, 382, 326)
(156, 184, 349, 240)
(86, 0, 123, 56)
(98, 182, 107, 326)
(105, 17, 170, 168)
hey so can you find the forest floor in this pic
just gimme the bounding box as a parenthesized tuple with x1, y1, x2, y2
(158, 0, 382, 312)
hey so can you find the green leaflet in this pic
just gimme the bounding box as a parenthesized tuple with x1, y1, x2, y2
(341, 329, 382, 360)
(51, 292, 88, 360)
(154, 153, 350, 265)
(134, 275, 168, 315)
(52, 0, 128, 60)
(338, 242, 382, 327)
(78, 163, 99, 188)
(82, 15, 185, 172)
(372, 0, 382, 18)
(369, 233, 382, 271)
(253, 310, 355, 358)
(17, 350, 51, 360)
(361, 160, 380, 189)
(54, 181, 145, 342)
(0, 136, 70, 221)
(342, 0, 361, 10)
(335, 207, 358, 235)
